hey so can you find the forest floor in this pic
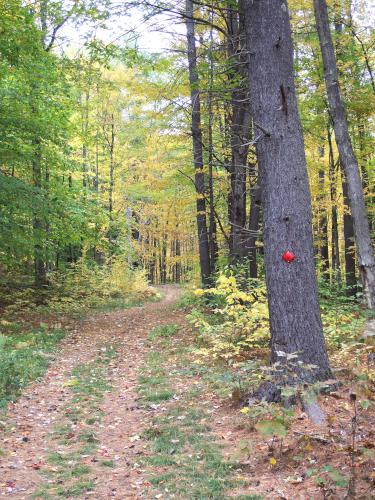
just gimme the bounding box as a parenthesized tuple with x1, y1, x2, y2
(0, 286, 374, 499)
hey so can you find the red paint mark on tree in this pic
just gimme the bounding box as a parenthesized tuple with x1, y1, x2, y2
(282, 251, 295, 263)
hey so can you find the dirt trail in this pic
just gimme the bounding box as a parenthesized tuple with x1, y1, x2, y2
(0, 285, 184, 499)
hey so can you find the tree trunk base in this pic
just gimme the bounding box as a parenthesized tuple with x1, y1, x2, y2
(246, 378, 341, 424)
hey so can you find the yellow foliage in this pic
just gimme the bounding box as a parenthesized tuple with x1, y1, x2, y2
(240, 407, 250, 414)
(190, 274, 269, 364)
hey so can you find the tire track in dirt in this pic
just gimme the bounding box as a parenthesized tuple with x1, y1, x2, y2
(0, 285, 183, 499)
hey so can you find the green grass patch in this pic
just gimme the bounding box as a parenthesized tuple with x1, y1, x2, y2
(141, 389, 175, 403)
(138, 350, 175, 405)
(33, 343, 117, 499)
(99, 459, 115, 468)
(148, 323, 179, 340)
(0, 321, 65, 409)
(236, 496, 263, 500)
(142, 405, 235, 498)
(55, 480, 95, 497)
(137, 334, 236, 498)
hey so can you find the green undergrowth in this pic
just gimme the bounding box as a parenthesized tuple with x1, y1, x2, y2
(138, 323, 242, 499)
(148, 323, 179, 341)
(33, 343, 117, 499)
(176, 277, 368, 379)
(0, 257, 160, 319)
(0, 321, 65, 410)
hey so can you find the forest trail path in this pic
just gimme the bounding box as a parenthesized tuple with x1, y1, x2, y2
(0, 285, 184, 499)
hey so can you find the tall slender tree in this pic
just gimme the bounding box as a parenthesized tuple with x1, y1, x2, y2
(185, 0, 211, 284)
(243, 0, 331, 382)
(206, 10, 218, 273)
(314, 0, 375, 309)
(227, 2, 251, 263)
(247, 173, 261, 279)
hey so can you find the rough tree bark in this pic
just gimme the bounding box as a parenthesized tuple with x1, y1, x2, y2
(342, 173, 357, 294)
(243, 0, 331, 382)
(314, 0, 375, 309)
(185, 0, 211, 285)
(247, 169, 261, 279)
(227, 1, 251, 263)
(327, 125, 341, 281)
(207, 12, 218, 273)
(318, 161, 329, 275)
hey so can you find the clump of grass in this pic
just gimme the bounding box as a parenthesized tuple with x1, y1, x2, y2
(142, 405, 235, 498)
(138, 350, 175, 405)
(100, 459, 115, 468)
(148, 323, 179, 341)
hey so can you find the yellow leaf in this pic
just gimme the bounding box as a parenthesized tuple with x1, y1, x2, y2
(269, 457, 277, 465)
(64, 379, 80, 387)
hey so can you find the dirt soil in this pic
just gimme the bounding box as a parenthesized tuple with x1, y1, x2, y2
(0, 285, 184, 499)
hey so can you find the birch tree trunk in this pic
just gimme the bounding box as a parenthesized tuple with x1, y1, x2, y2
(185, 0, 211, 284)
(243, 0, 331, 382)
(314, 0, 375, 309)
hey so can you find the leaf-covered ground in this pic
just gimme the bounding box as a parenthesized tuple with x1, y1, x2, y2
(0, 287, 374, 499)
(0, 286, 184, 498)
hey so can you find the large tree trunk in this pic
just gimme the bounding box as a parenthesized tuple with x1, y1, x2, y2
(185, 0, 211, 285)
(314, 0, 375, 309)
(243, 0, 331, 382)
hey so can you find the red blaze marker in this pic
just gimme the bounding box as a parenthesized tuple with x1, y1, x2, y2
(282, 251, 295, 263)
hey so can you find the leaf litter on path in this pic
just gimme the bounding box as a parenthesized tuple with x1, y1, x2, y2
(0, 286, 184, 499)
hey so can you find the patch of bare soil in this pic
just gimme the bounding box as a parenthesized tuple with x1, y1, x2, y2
(0, 285, 184, 499)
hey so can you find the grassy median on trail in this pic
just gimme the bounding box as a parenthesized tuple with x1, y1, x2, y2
(138, 323, 244, 499)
